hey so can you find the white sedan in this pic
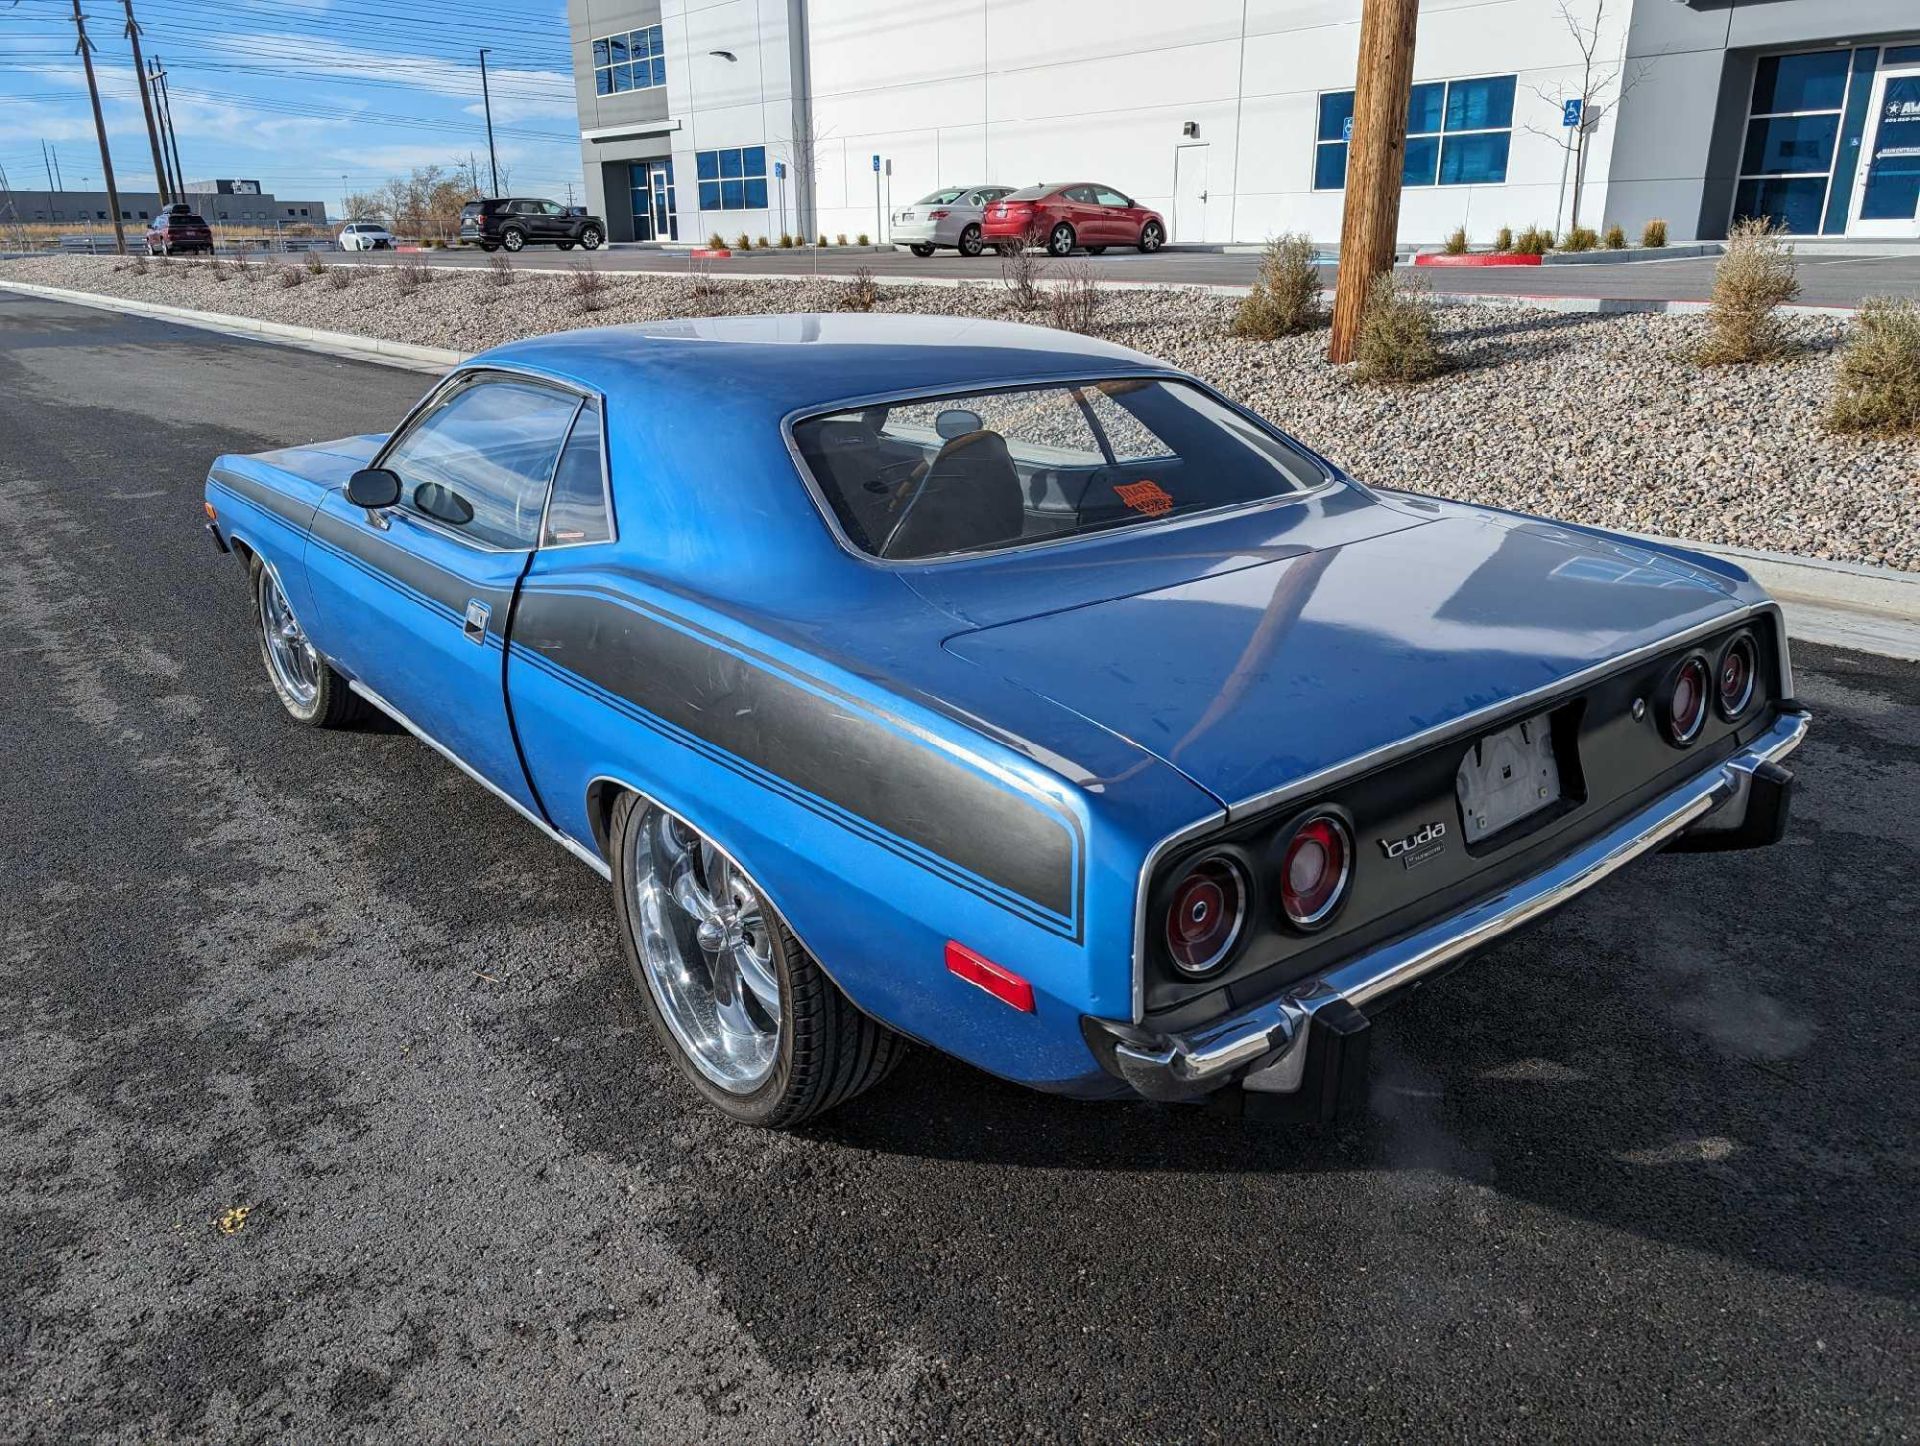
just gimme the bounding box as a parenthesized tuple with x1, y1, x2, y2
(338, 221, 394, 251)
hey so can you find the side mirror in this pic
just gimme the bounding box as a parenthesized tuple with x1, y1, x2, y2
(347, 467, 401, 509)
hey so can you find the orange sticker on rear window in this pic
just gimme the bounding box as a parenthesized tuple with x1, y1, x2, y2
(1113, 479, 1174, 517)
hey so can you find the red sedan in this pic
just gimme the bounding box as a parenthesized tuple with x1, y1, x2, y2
(983, 183, 1166, 257)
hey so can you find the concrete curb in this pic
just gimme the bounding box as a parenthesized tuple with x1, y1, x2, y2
(5, 275, 1912, 656)
(0, 278, 463, 372)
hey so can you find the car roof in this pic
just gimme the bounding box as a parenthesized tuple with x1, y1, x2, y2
(476, 313, 1169, 419)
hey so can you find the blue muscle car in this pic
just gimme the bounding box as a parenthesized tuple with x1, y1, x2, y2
(203, 315, 1809, 1127)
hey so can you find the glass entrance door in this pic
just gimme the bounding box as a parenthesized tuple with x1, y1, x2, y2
(628, 160, 678, 242)
(1847, 66, 1920, 237)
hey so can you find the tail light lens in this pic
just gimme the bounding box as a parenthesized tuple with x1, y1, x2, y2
(1280, 814, 1351, 930)
(928, 209, 950, 220)
(1663, 654, 1710, 745)
(1715, 633, 1757, 719)
(1163, 855, 1247, 976)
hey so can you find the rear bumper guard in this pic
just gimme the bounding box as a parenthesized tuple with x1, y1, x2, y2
(1091, 708, 1811, 1114)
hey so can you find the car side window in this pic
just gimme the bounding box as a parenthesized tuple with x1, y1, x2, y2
(511, 201, 536, 216)
(541, 202, 565, 217)
(382, 378, 581, 550)
(1066, 186, 1098, 203)
(542, 400, 612, 546)
(1094, 188, 1130, 207)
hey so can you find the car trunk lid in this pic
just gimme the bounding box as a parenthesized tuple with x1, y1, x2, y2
(940, 514, 1743, 809)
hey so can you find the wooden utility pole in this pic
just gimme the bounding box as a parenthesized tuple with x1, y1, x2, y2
(1328, 0, 1419, 363)
(70, 0, 127, 254)
(152, 57, 186, 196)
(122, 0, 170, 202)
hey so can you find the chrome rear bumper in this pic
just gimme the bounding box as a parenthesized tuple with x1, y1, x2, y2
(1097, 708, 1811, 1105)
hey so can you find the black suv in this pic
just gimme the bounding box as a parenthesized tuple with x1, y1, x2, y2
(460, 198, 605, 253)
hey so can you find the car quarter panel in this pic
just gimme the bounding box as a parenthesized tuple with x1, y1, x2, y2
(502, 556, 1219, 1092)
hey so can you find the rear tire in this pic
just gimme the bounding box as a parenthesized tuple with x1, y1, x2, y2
(608, 791, 905, 1128)
(501, 228, 526, 252)
(959, 224, 984, 257)
(1047, 223, 1076, 257)
(249, 555, 366, 729)
(910, 243, 935, 258)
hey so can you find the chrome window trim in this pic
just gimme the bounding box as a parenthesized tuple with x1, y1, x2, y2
(778, 369, 1342, 571)
(369, 363, 617, 555)
(1127, 598, 1792, 1023)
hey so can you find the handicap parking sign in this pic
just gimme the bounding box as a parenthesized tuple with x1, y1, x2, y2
(1562, 98, 1583, 128)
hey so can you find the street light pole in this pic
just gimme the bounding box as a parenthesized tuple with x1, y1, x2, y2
(70, 0, 127, 254)
(121, 0, 169, 203)
(478, 48, 500, 196)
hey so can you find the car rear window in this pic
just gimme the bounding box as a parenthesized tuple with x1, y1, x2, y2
(792, 378, 1326, 561)
(1003, 185, 1052, 201)
(916, 188, 967, 205)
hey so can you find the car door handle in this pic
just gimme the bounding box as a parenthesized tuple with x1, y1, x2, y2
(463, 599, 491, 645)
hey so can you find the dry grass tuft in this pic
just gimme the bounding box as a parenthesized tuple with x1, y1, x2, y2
(1230, 233, 1321, 339)
(1826, 297, 1920, 435)
(1493, 225, 1513, 253)
(1560, 225, 1599, 253)
(303, 249, 328, 275)
(1693, 216, 1800, 365)
(1442, 225, 1469, 256)
(1512, 226, 1553, 256)
(1641, 218, 1668, 248)
(1353, 272, 1444, 385)
(1604, 223, 1627, 250)
(837, 266, 880, 312)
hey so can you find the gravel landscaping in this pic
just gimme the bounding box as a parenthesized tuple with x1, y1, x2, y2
(7, 252, 1916, 572)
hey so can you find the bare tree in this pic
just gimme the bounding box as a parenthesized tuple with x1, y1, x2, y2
(1521, 0, 1652, 234)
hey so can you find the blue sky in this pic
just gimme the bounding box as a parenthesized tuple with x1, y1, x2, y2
(0, 0, 582, 210)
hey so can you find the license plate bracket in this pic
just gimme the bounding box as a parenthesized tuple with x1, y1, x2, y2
(1457, 711, 1562, 846)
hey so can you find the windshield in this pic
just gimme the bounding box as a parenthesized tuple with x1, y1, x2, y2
(792, 378, 1325, 561)
(916, 188, 967, 205)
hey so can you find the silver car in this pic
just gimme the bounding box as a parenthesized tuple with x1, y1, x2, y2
(891, 185, 1014, 258)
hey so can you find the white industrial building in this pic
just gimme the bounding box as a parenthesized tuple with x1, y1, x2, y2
(567, 0, 1920, 248)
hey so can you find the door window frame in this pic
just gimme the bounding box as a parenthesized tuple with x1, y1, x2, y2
(370, 365, 617, 553)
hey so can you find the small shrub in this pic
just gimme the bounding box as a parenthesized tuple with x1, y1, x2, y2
(1442, 225, 1468, 256)
(689, 260, 722, 314)
(707, 231, 727, 250)
(1046, 264, 1102, 334)
(1641, 218, 1668, 249)
(834, 233, 847, 247)
(208, 255, 232, 283)
(302, 249, 327, 275)
(1694, 216, 1800, 365)
(324, 265, 351, 291)
(816, 233, 827, 247)
(229, 249, 254, 279)
(485, 250, 514, 286)
(1230, 233, 1320, 339)
(856, 233, 870, 247)
(566, 259, 609, 313)
(1561, 225, 1599, 252)
(779, 233, 794, 248)
(275, 262, 304, 288)
(129, 253, 149, 276)
(1493, 225, 1513, 253)
(1000, 224, 1046, 311)
(1826, 297, 1920, 435)
(755, 235, 769, 249)
(1512, 225, 1553, 256)
(393, 256, 434, 293)
(1604, 223, 1627, 250)
(734, 232, 751, 250)
(1353, 272, 1443, 385)
(837, 266, 880, 312)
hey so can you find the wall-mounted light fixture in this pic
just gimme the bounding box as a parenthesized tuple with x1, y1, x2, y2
(1182, 121, 1200, 138)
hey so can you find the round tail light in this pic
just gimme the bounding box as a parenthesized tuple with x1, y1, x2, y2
(1664, 654, 1710, 746)
(1280, 814, 1352, 930)
(1164, 855, 1247, 976)
(1716, 634, 1757, 719)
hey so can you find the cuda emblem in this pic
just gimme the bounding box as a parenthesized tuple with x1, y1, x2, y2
(1112, 480, 1173, 517)
(1381, 820, 1447, 868)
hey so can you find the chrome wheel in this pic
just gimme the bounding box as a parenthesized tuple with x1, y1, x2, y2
(257, 568, 320, 708)
(627, 806, 782, 1094)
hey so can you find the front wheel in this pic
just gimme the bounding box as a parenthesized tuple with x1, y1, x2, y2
(578, 225, 603, 250)
(1047, 223, 1076, 257)
(910, 243, 935, 258)
(251, 556, 365, 728)
(501, 228, 526, 253)
(609, 793, 905, 1127)
(1138, 221, 1165, 253)
(958, 224, 984, 258)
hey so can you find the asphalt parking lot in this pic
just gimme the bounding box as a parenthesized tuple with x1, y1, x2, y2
(1, 292, 1915, 1441)
(328, 242, 1920, 308)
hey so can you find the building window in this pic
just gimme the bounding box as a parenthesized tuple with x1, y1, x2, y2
(696, 147, 768, 211)
(1733, 49, 1857, 235)
(593, 25, 665, 95)
(1314, 74, 1515, 190)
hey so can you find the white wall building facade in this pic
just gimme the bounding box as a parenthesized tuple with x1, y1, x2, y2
(568, 0, 1920, 248)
